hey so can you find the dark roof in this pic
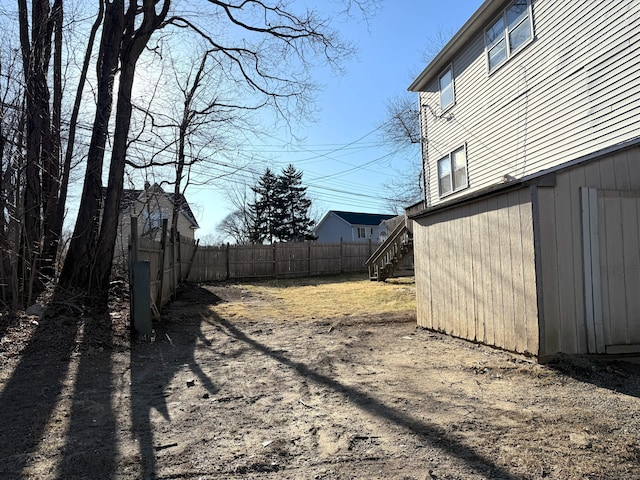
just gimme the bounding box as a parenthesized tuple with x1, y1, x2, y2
(331, 211, 395, 226)
(103, 184, 199, 229)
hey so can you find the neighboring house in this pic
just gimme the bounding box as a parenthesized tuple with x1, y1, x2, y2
(112, 183, 199, 260)
(408, 0, 640, 359)
(313, 211, 395, 243)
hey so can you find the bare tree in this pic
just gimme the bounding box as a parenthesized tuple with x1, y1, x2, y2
(60, 0, 377, 305)
(217, 209, 252, 244)
(379, 94, 422, 214)
(17, 0, 65, 301)
(378, 28, 455, 214)
(0, 43, 25, 307)
(59, 0, 128, 295)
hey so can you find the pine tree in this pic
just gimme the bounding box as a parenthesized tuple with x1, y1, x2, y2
(248, 168, 280, 243)
(275, 165, 315, 242)
(247, 165, 315, 244)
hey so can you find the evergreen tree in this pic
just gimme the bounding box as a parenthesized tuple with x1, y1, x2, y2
(276, 165, 315, 241)
(247, 165, 315, 244)
(248, 168, 280, 243)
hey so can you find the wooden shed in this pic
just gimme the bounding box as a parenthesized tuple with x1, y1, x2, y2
(411, 141, 640, 360)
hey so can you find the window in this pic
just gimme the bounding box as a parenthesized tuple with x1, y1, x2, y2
(142, 208, 166, 236)
(357, 227, 367, 238)
(485, 0, 533, 72)
(437, 145, 468, 197)
(439, 67, 454, 110)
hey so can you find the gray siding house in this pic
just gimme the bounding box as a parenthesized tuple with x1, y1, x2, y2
(313, 211, 395, 243)
(408, 0, 640, 359)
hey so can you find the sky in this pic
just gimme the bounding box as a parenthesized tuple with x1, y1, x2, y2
(186, 0, 484, 241)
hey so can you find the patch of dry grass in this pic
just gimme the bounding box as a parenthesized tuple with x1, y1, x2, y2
(210, 274, 416, 322)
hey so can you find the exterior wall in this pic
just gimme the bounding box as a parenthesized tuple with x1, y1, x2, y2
(314, 214, 387, 242)
(314, 214, 351, 242)
(413, 187, 539, 355)
(351, 223, 387, 242)
(420, 0, 640, 208)
(536, 144, 640, 357)
(112, 194, 196, 261)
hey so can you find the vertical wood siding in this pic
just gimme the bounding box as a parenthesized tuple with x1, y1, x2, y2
(419, 0, 640, 208)
(536, 145, 640, 356)
(414, 187, 539, 355)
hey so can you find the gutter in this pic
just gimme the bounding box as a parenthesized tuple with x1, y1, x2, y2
(409, 136, 640, 221)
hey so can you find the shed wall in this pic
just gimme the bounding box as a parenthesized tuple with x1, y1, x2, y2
(414, 187, 538, 355)
(536, 145, 640, 357)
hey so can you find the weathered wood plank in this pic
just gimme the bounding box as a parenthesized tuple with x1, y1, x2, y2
(520, 188, 538, 355)
(509, 191, 526, 354)
(537, 187, 561, 356)
(600, 193, 627, 345)
(621, 195, 640, 344)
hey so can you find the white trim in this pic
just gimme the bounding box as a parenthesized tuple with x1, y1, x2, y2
(438, 65, 455, 112)
(437, 143, 469, 198)
(484, 0, 534, 74)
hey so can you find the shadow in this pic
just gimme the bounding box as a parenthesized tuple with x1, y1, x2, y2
(0, 309, 80, 478)
(204, 302, 522, 480)
(56, 313, 118, 479)
(548, 353, 640, 399)
(129, 285, 219, 479)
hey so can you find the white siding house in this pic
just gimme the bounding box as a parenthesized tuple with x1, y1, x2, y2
(313, 211, 395, 243)
(112, 183, 199, 261)
(409, 0, 640, 359)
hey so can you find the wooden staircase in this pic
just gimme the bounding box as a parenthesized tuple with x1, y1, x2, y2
(365, 216, 413, 281)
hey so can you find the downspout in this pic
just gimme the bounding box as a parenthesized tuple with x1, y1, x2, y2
(420, 97, 430, 209)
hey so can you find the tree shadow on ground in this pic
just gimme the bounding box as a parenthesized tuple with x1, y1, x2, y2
(197, 285, 521, 480)
(129, 285, 219, 479)
(0, 303, 120, 480)
(56, 313, 119, 479)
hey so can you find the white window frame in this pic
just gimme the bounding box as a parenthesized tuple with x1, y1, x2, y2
(357, 227, 367, 239)
(437, 144, 468, 197)
(485, 0, 534, 73)
(438, 66, 455, 111)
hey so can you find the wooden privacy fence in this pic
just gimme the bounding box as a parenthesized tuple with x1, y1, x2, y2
(129, 217, 198, 314)
(188, 240, 378, 282)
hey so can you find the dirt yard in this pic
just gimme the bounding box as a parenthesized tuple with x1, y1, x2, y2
(1, 276, 640, 479)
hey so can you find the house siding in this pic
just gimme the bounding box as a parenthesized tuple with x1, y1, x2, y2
(413, 187, 539, 355)
(314, 214, 350, 242)
(113, 194, 195, 261)
(420, 0, 640, 208)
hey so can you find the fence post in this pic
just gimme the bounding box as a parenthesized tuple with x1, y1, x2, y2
(171, 229, 177, 299)
(184, 238, 200, 281)
(273, 243, 277, 278)
(308, 241, 312, 276)
(129, 216, 139, 339)
(157, 219, 168, 309)
(340, 238, 343, 274)
(226, 243, 230, 281)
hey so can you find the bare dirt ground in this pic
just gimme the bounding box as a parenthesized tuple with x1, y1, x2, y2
(1, 277, 640, 479)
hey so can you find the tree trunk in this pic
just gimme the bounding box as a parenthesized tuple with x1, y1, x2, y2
(53, 2, 105, 261)
(18, 0, 55, 302)
(93, 0, 170, 294)
(58, 0, 125, 292)
(41, 0, 63, 281)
